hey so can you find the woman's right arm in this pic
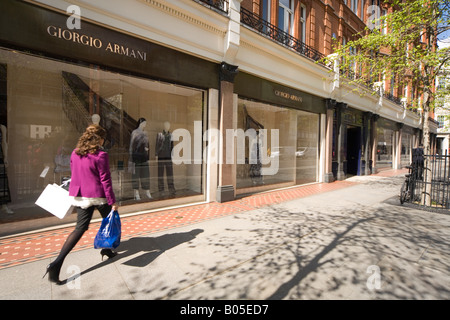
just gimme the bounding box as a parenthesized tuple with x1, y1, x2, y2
(97, 151, 117, 206)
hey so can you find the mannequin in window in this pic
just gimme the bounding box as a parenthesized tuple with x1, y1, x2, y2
(129, 118, 152, 200)
(91, 114, 100, 125)
(244, 105, 264, 185)
(249, 130, 264, 185)
(0, 124, 12, 214)
(155, 121, 175, 196)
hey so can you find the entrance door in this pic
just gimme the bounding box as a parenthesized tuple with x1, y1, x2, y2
(347, 127, 361, 175)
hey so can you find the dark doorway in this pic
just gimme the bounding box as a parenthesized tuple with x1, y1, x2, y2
(346, 126, 362, 175)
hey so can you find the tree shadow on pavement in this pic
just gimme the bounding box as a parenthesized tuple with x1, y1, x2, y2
(78, 229, 203, 278)
(167, 199, 450, 300)
(265, 213, 373, 300)
(246, 203, 450, 300)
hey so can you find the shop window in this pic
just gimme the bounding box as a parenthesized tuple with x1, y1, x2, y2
(0, 49, 206, 217)
(401, 133, 412, 166)
(236, 99, 319, 190)
(376, 126, 394, 168)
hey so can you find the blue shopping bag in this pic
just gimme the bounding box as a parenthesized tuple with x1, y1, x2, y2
(94, 210, 121, 249)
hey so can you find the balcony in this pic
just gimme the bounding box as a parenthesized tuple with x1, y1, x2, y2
(240, 7, 325, 66)
(195, 0, 229, 13)
(383, 92, 402, 105)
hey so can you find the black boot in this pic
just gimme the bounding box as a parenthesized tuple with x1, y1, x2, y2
(100, 249, 118, 261)
(43, 261, 63, 285)
(43, 228, 84, 285)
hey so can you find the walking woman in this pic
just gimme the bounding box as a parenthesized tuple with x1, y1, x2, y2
(43, 124, 119, 284)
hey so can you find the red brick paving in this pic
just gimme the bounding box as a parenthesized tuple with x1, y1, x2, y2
(0, 170, 405, 270)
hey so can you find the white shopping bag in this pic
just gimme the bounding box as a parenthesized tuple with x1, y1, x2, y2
(35, 182, 74, 219)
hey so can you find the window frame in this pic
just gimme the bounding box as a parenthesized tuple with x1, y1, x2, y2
(278, 0, 294, 35)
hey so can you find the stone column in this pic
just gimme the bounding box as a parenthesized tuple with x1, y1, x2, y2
(324, 99, 336, 182)
(371, 114, 380, 173)
(216, 62, 238, 203)
(396, 123, 404, 169)
(336, 102, 347, 181)
(364, 112, 373, 175)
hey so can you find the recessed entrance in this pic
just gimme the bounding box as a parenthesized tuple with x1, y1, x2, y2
(346, 126, 362, 176)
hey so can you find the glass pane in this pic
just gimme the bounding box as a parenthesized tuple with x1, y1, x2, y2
(278, 7, 285, 32)
(296, 112, 319, 184)
(280, 0, 290, 7)
(0, 48, 205, 219)
(236, 99, 319, 189)
(401, 133, 411, 166)
(376, 127, 394, 168)
(262, 0, 269, 21)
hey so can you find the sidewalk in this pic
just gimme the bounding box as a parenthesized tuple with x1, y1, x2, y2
(0, 179, 359, 270)
(1, 169, 449, 300)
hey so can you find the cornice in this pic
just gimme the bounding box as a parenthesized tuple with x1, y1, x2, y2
(138, 0, 227, 36)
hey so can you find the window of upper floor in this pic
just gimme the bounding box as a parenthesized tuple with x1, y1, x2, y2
(345, 0, 365, 21)
(381, 8, 387, 34)
(278, 0, 294, 35)
(261, 0, 271, 24)
(390, 76, 395, 95)
(300, 3, 306, 43)
(438, 115, 446, 128)
(350, 0, 358, 15)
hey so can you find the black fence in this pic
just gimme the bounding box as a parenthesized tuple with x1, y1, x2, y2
(240, 7, 326, 65)
(401, 149, 450, 212)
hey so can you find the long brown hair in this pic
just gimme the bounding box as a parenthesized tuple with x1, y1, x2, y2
(75, 124, 107, 156)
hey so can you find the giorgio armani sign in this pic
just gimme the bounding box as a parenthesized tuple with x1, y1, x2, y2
(0, 0, 150, 66)
(234, 72, 326, 114)
(46, 25, 148, 62)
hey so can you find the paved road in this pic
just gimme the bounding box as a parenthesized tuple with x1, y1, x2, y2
(0, 173, 449, 302)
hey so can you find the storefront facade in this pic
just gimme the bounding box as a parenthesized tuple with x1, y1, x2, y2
(375, 118, 419, 171)
(0, 0, 429, 235)
(330, 103, 422, 179)
(0, 0, 219, 226)
(234, 72, 324, 195)
(332, 105, 370, 179)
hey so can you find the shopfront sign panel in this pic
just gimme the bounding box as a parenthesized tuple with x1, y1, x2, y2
(235, 72, 326, 114)
(0, 0, 218, 89)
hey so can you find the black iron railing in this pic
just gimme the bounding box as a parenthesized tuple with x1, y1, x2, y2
(384, 92, 402, 105)
(196, 0, 229, 13)
(339, 69, 405, 107)
(240, 7, 325, 66)
(401, 149, 450, 212)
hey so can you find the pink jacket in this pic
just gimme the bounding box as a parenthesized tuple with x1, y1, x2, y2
(68, 149, 116, 205)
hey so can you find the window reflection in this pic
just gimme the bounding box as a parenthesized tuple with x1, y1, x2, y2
(0, 49, 206, 217)
(237, 99, 319, 190)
